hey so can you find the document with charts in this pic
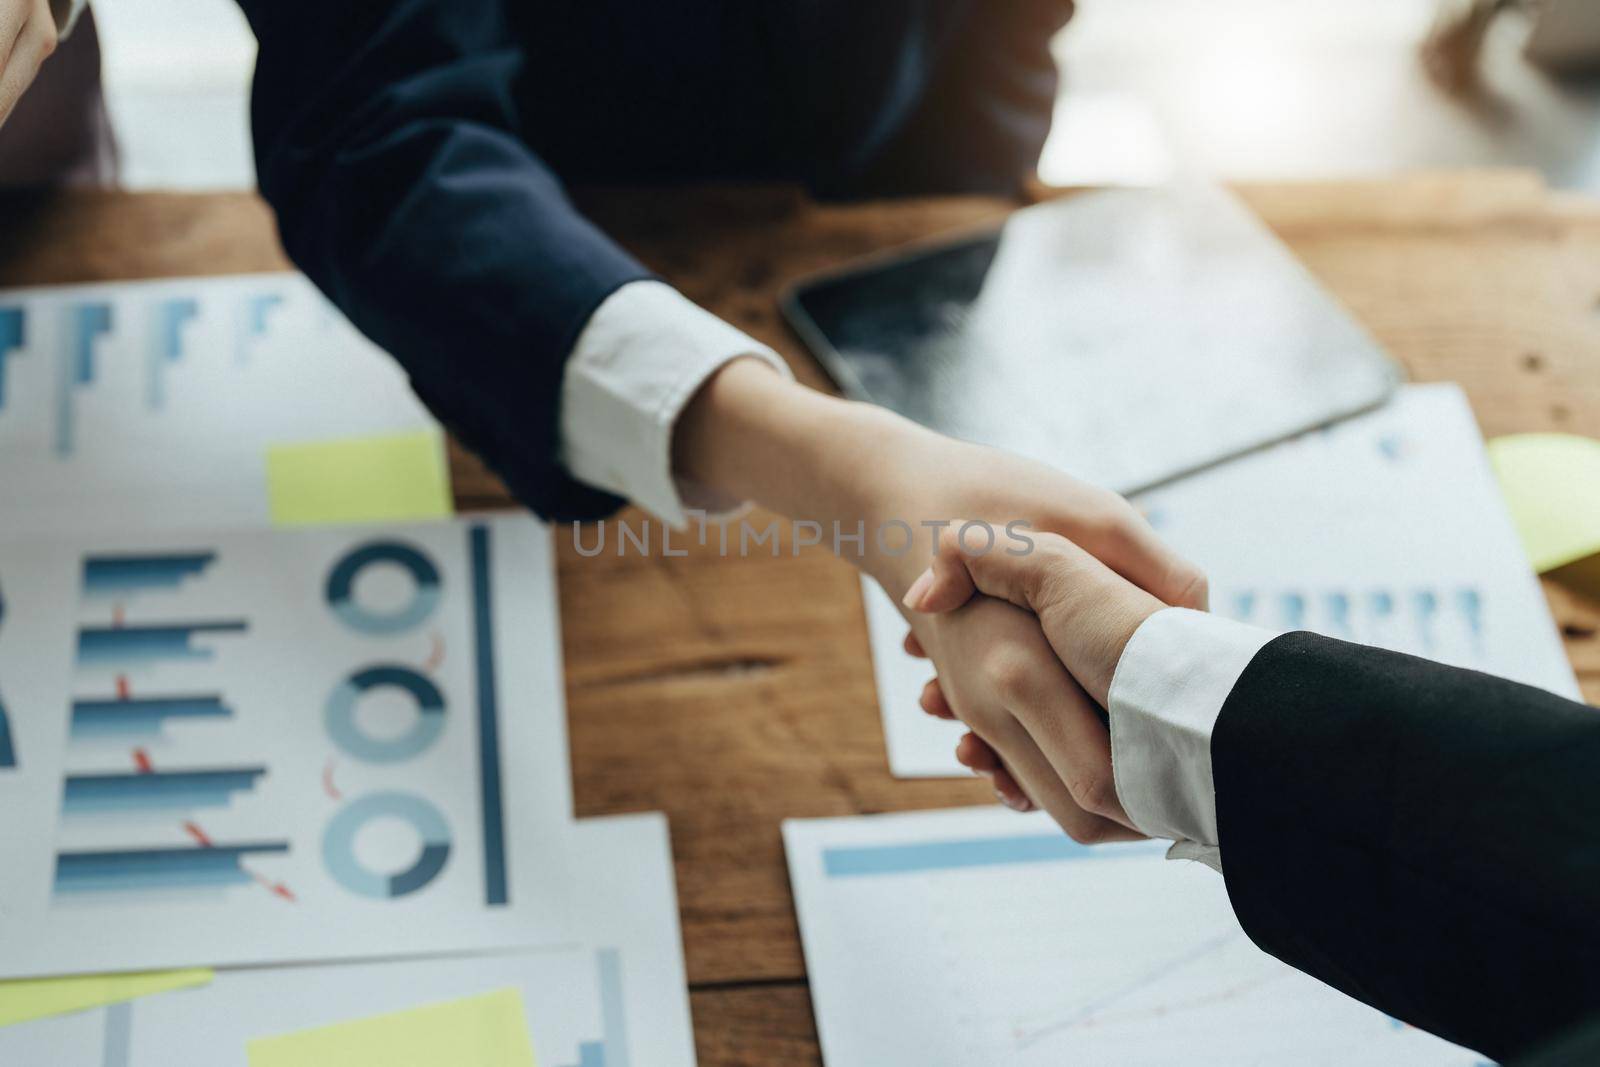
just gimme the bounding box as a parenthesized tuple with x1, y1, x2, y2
(785, 806, 1480, 1066)
(0, 815, 696, 1067)
(0, 515, 574, 977)
(0, 273, 438, 537)
(865, 383, 1579, 777)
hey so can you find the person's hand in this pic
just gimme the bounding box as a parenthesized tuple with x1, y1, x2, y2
(902, 529, 1169, 839)
(847, 421, 1204, 828)
(0, 0, 57, 129)
(670, 360, 1206, 835)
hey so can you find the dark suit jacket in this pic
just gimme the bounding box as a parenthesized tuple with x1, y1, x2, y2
(1213, 632, 1600, 1063)
(232, 0, 1074, 519)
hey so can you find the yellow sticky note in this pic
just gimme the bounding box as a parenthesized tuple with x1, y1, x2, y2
(1488, 433, 1600, 573)
(266, 430, 454, 527)
(247, 988, 536, 1067)
(0, 969, 211, 1028)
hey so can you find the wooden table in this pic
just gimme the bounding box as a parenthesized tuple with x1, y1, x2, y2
(3, 171, 1597, 1064)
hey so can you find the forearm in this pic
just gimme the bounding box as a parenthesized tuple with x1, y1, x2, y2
(672, 358, 938, 595)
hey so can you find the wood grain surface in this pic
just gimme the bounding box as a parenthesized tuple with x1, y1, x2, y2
(2, 171, 1596, 1065)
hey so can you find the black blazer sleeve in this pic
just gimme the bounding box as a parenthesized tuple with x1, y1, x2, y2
(1211, 631, 1600, 1063)
(235, 0, 648, 521)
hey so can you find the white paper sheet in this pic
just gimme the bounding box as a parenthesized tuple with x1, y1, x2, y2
(0, 813, 695, 1067)
(0, 515, 576, 977)
(866, 383, 1581, 777)
(0, 273, 437, 537)
(785, 806, 1479, 1066)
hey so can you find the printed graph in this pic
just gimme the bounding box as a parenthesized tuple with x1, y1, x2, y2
(568, 949, 631, 1067)
(82, 552, 216, 600)
(235, 292, 283, 363)
(322, 792, 451, 899)
(0, 695, 13, 769)
(1008, 931, 1275, 1051)
(77, 621, 249, 671)
(795, 812, 1480, 1067)
(0, 305, 22, 410)
(61, 767, 266, 816)
(1220, 584, 1486, 659)
(146, 298, 198, 408)
(54, 302, 113, 456)
(54, 841, 290, 895)
(54, 545, 288, 904)
(318, 529, 507, 906)
(69, 695, 232, 743)
(0, 284, 337, 458)
(0, 575, 10, 768)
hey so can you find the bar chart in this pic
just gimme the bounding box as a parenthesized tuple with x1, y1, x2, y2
(82, 552, 215, 600)
(0, 517, 574, 980)
(68, 695, 233, 743)
(61, 767, 267, 816)
(0, 273, 441, 540)
(54, 841, 290, 896)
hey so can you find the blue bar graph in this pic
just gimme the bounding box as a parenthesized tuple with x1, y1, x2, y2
(471, 524, 508, 906)
(598, 948, 629, 1067)
(55, 302, 113, 456)
(0, 696, 14, 769)
(77, 621, 248, 670)
(82, 552, 216, 600)
(0, 305, 23, 412)
(564, 948, 631, 1067)
(145, 297, 198, 409)
(822, 834, 1165, 879)
(235, 293, 283, 363)
(70, 694, 232, 742)
(61, 766, 266, 815)
(54, 840, 288, 895)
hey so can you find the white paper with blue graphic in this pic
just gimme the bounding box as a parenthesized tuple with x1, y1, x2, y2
(866, 383, 1580, 777)
(785, 806, 1480, 1065)
(0, 814, 695, 1067)
(0, 273, 436, 537)
(0, 515, 574, 977)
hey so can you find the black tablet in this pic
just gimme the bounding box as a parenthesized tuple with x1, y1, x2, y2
(781, 183, 1401, 493)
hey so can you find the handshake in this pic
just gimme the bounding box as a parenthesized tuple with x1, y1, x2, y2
(894, 523, 1200, 843)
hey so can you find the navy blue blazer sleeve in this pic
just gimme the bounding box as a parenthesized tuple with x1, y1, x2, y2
(1211, 632, 1600, 1063)
(236, 0, 648, 520)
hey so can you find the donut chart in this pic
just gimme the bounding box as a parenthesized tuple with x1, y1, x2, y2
(325, 541, 441, 635)
(325, 665, 445, 764)
(322, 791, 451, 899)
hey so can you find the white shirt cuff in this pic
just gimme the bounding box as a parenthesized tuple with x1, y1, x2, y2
(559, 280, 792, 529)
(1107, 607, 1278, 871)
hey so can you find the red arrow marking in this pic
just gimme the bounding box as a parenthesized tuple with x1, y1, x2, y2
(132, 748, 154, 773)
(247, 869, 297, 903)
(115, 676, 130, 700)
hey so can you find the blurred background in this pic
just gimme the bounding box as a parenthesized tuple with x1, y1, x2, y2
(81, 0, 1600, 192)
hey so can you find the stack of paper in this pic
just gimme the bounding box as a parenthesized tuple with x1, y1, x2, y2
(0, 275, 697, 1066)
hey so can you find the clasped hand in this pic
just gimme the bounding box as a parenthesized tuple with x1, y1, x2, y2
(894, 526, 1189, 844)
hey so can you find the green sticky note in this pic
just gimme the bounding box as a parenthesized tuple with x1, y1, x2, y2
(266, 430, 454, 527)
(0, 969, 212, 1028)
(1488, 433, 1600, 573)
(246, 988, 536, 1067)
